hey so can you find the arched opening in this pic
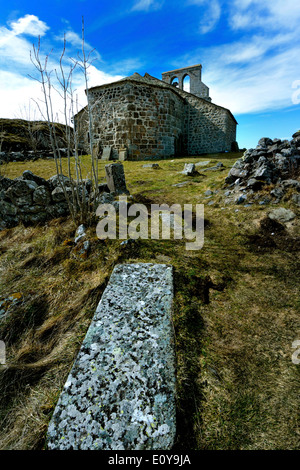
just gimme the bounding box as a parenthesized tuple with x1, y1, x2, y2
(171, 76, 179, 88)
(183, 74, 190, 92)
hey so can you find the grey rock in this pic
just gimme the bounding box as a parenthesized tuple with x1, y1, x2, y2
(17, 204, 46, 214)
(281, 179, 300, 191)
(75, 224, 86, 244)
(0, 199, 17, 216)
(48, 174, 72, 190)
(253, 166, 272, 181)
(235, 194, 247, 205)
(204, 190, 213, 196)
(172, 182, 190, 188)
(97, 192, 114, 205)
(47, 263, 176, 450)
(5, 179, 38, 201)
(0, 176, 13, 191)
(182, 163, 197, 176)
(47, 202, 69, 218)
(246, 178, 264, 190)
(291, 193, 300, 206)
(258, 137, 273, 147)
(51, 186, 73, 203)
(281, 148, 293, 157)
(22, 170, 48, 187)
(268, 207, 296, 223)
(195, 160, 211, 167)
(142, 164, 160, 169)
(270, 187, 284, 199)
(33, 186, 51, 205)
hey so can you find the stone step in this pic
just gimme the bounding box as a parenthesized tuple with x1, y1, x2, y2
(47, 263, 176, 450)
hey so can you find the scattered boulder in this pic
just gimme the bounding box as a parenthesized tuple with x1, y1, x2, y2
(195, 160, 211, 167)
(203, 162, 225, 172)
(268, 208, 296, 223)
(142, 163, 160, 169)
(74, 224, 86, 244)
(182, 163, 198, 176)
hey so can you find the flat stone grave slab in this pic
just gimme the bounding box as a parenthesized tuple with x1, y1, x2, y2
(47, 263, 176, 450)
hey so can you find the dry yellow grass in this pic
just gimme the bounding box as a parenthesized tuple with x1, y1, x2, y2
(0, 152, 299, 449)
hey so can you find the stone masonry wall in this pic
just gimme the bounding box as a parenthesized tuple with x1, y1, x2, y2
(182, 93, 237, 155)
(75, 76, 237, 160)
(88, 81, 185, 160)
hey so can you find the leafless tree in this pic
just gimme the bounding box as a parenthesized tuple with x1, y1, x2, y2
(29, 19, 100, 225)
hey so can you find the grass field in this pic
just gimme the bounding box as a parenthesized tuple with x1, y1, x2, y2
(0, 152, 299, 449)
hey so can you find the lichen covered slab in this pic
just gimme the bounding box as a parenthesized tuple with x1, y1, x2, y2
(47, 263, 176, 450)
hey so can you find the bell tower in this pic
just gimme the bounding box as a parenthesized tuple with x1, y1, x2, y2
(162, 64, 211, 101)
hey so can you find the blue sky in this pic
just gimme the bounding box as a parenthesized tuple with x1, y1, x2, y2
(0, 0, 300, 149)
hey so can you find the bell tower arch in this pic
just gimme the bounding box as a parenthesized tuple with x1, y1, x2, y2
(162, 64, 211, 101)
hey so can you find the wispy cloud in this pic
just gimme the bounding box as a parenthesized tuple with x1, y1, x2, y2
(186, 0, 222, 34)
(131, 0, 164, 12)
(229, 0, 300, 31)
(177, 27, 300, 114)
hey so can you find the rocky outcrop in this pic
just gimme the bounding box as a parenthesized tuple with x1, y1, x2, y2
(0, 118, 72, 153)
(224, 133, 300, 205)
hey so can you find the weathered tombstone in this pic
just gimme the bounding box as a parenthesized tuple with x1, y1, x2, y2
(118, 148, 128, 161)
(101, 146, 112, 161)
(105, 162, 129, 195)
(47, 263, 176, 450)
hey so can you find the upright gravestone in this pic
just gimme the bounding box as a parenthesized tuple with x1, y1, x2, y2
(47, 263, 176, 450)
(101, 146, 112, 161)
(105, 162, 129, 195)
(118, 148, 128, 161)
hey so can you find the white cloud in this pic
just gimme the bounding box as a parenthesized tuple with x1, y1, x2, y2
(204, 45, 300, 114)
(131, 0, 163, 12)
(186, 0, 222, 34)
(0, 15, 126, 120)
(230, 0, 300, 31)
(9, 14, 49, 37)
(178, 27, 300, 115)
(200, 0, 221, 34)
